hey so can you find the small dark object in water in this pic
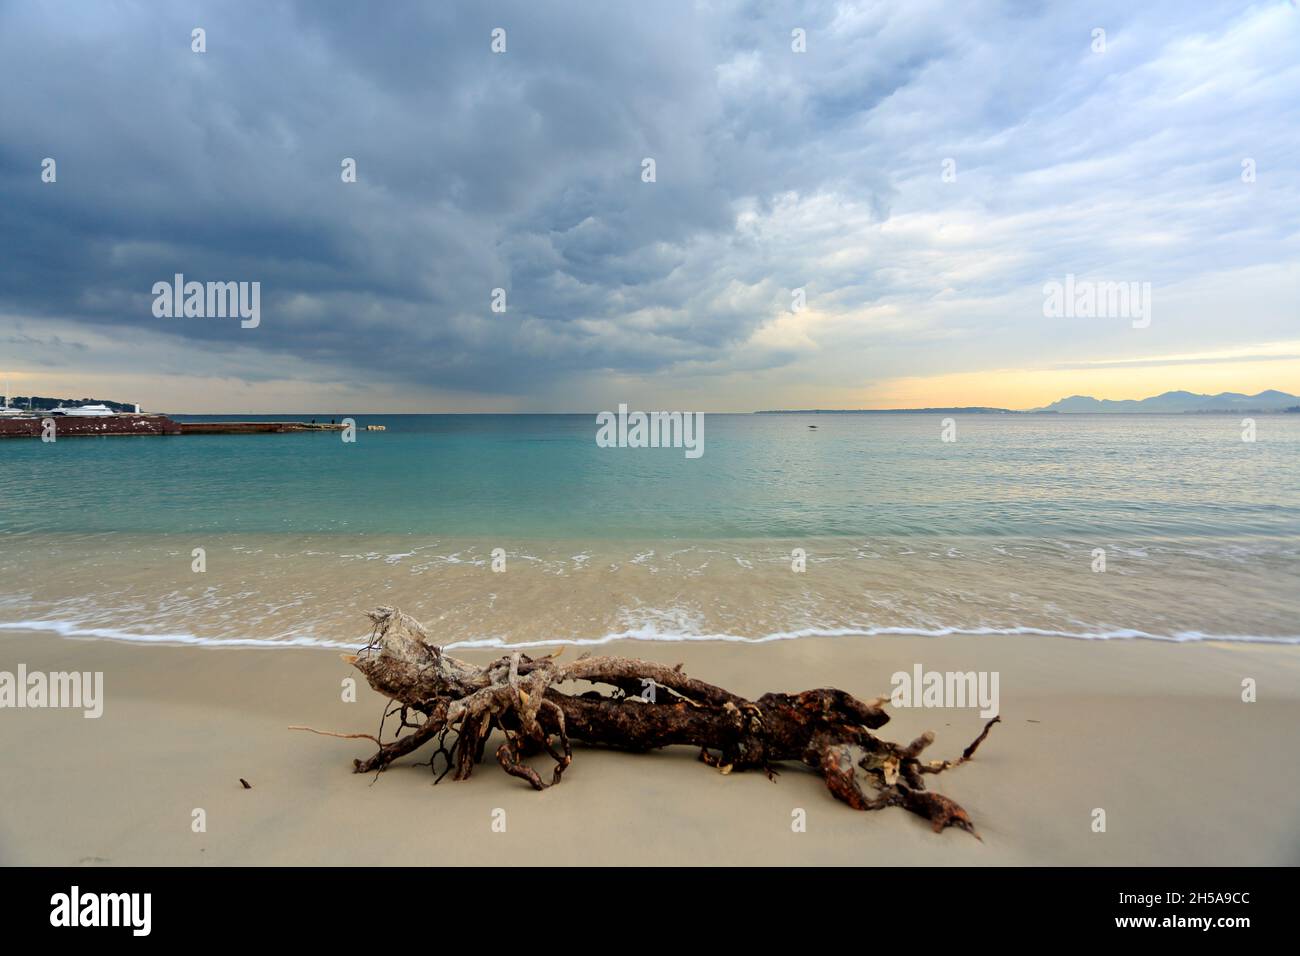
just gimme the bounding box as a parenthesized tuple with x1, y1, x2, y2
(240, 778, 252, 789)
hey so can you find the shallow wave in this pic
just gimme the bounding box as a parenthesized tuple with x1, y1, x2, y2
(3, 617, 1297, 649)
(0, 619, 360, 650)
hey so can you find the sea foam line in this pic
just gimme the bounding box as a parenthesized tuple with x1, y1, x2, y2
(1, 618, 1298, 649)
(0, 619, 359, 649)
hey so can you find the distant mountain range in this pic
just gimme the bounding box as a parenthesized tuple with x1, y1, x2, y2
(1034, 390, 1299, 413)
(757, 390, 1300, 415)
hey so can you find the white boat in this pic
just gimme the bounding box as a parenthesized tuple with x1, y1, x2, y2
(48, 404, 116, 417)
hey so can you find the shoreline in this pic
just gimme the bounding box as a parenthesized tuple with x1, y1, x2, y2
(3, 532, 1296, 650)
(4, 617, 1300, 651)
(2, 629, 1297, 865)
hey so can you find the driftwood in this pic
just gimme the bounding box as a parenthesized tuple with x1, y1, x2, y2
(295, 607, 999, 836)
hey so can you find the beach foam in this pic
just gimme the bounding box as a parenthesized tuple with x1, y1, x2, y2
(4, 616, 1297, 651)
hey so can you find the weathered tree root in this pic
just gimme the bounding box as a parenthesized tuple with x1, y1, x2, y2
(294, 607, 999, 837)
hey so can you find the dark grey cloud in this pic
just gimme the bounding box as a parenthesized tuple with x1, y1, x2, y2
(0, 0, 1296, 407)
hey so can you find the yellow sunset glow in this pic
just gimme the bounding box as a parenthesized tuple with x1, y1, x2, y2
(871, 362, 1300, 410)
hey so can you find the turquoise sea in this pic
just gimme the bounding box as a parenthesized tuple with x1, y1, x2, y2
(4, 412, 1298, 537)
(1, 413, 1297, 647)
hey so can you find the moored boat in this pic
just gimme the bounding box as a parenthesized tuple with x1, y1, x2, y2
(47, 403, 116, 417)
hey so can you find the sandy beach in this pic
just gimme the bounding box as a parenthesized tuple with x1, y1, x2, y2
(3, 629, 1297, 866)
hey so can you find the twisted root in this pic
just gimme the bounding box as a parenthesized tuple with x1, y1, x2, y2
(294, 608, 1000, 836)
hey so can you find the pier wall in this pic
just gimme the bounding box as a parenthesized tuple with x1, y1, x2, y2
(0, 415, 182, 438)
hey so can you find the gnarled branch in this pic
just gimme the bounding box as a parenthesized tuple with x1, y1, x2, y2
(296, 607, 999, 836)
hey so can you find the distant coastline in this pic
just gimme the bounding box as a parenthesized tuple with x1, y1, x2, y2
(757, 407, 1039, 414)
(4, 395, 138, 413)
(758, 389, 1300, 415)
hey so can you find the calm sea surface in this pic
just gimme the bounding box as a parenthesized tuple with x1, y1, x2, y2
(1, 413, 1297, 647)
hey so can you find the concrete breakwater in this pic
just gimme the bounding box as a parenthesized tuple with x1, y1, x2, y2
(176, 421, 347, 434)
(0, 414, 181, 438)
(0, 415, 350, 438)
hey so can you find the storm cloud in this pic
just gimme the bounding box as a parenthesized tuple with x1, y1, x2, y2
(1, 0, 1296, 411)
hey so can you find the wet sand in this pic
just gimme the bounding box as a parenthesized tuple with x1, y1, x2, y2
(2, 629, 1298, 865)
